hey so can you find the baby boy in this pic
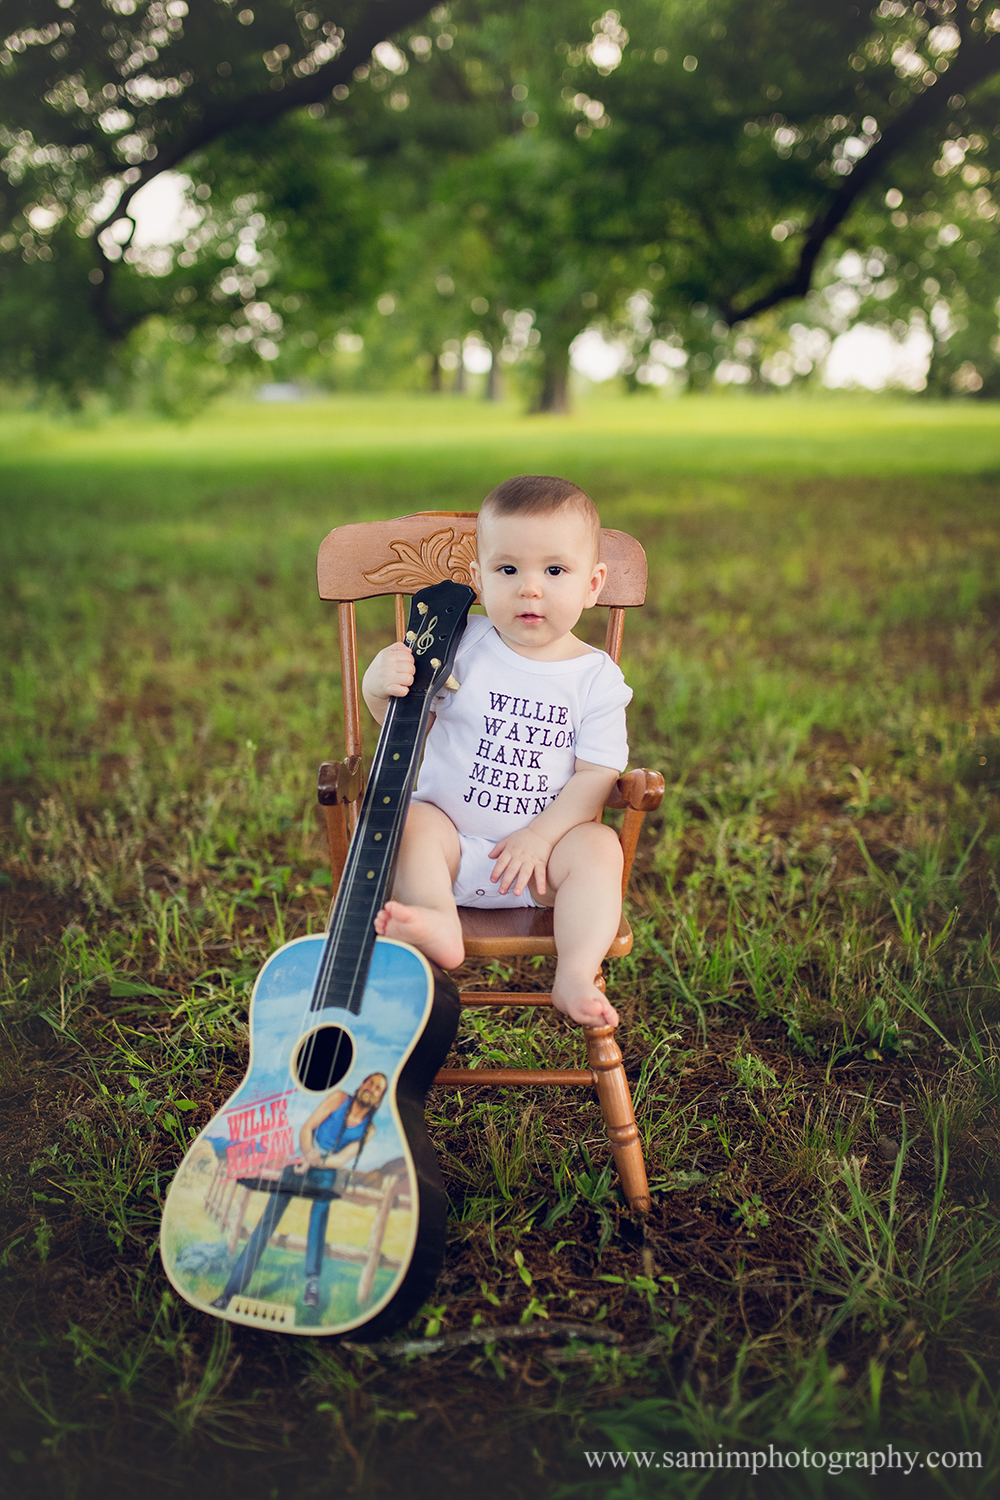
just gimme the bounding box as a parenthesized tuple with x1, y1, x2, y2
(362, 475, 630, 1027)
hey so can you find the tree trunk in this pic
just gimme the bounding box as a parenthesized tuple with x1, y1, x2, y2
(485, 345, 503, 402)
(453, 358, 466, 395)
(532, 345, 571, 414)
(429, 352, 442, 393)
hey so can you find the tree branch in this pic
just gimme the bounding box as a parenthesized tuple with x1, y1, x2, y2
(96, 0, 437, 235)
(720, 32, 998, 325)
(88, 0, 437, 335)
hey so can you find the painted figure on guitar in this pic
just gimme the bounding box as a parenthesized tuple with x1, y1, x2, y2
(208, 1070, 388, 1314)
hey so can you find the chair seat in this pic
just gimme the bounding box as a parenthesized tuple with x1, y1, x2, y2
(459, 907, 632, 959)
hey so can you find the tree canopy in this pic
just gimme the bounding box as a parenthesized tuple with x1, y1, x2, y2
(2, 0, 998, 401)
(0, 0, 440, 387)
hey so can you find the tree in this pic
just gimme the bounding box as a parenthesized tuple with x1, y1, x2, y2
(4, 1, 999, 401)
(319, 3, 648, 409)
(434, 135, 637, 411)
(563, 0, 1000, 385)
(0, 0, 452, 391)
(351, 0, 1000, 402)
(811, 167, 1000, 396)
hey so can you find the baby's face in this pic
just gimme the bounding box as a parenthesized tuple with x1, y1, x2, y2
(471, 508, 606, 659)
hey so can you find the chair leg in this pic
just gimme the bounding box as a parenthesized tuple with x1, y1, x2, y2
(584, 1023, 651, 1216)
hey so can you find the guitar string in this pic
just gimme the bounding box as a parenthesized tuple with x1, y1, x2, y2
(298, 689, 405, 1099)
(299, 592, 463, 1110)
(310, 593, 464, 1026)
(309, 684, 416, 1017)
(303, 672, 432, 1105)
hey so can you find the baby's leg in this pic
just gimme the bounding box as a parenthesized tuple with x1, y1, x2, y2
(373, 801, 464, 970)
(537, 823, 623, 1027)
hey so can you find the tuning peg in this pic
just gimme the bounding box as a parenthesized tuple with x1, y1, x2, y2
(430, 657, 441, 668)
(444, 675, 460, 691)
(404, 630, 416, 645)
(417, 602, 428, 615)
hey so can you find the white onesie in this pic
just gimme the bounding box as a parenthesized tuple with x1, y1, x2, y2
(413, 616, 631, 908)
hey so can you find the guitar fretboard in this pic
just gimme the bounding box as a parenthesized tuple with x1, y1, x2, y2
(310, 690, 430, 1015)
(308, 580, 474, 1017)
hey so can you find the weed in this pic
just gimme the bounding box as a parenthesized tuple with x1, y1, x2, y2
(730, 1046, 779, 1094)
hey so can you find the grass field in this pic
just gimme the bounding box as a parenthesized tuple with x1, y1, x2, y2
(2, 392, 1000, 1499)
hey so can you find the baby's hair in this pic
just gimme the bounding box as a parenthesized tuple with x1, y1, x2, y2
(478, 475, 600, 554)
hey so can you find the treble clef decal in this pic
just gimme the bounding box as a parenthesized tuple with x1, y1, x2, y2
(405, 602, 438, 657)
(413, 616, 437, 655)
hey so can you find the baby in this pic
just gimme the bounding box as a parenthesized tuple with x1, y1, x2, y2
(363, 475, 630, 1027)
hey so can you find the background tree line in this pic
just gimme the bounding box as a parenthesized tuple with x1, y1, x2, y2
(2, 0, 999, 409)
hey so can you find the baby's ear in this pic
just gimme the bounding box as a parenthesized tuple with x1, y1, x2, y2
(588, 560, 608, 601)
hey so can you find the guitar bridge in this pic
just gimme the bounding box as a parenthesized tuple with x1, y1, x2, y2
(227, 1296, 296, 1328)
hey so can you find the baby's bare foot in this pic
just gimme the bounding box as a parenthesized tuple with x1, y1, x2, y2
(551, 975, 619, 1028)
(374, 900, 465, 970)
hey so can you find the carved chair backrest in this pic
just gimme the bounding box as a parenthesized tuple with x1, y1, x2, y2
(317, 512, 648, 816)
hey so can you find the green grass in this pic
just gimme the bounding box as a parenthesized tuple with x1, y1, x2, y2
(2, 390, 1000, 1499)
(3, 391, 999, 477)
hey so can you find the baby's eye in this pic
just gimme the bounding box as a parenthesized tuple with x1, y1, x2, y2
(499, 565, 517, 576)
(545, 566, 564, 576)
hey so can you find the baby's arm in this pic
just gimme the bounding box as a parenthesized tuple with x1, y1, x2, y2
(362, 642, 415, 724)
(488, 759, 619, 896)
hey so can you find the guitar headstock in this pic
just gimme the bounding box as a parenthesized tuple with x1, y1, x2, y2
(403, 580, 476, 697)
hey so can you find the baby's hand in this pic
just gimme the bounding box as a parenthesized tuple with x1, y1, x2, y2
(488, 829, 553, 897)
(367, 642, 415, 701)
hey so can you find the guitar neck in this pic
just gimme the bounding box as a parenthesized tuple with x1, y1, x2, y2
(310, 687, 433, 1015)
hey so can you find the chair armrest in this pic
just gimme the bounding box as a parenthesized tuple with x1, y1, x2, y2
(605, 768, 665, 813)
(317, 755, 365, 806)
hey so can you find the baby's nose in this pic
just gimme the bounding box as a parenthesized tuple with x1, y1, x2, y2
(519, 574, 542, 595)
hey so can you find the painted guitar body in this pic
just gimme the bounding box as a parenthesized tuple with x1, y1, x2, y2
(160, 579, 475, 1339)
(161, 935, 459, 1337)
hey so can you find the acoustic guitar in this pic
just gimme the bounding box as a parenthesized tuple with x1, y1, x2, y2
(161, 580, 476, 1338)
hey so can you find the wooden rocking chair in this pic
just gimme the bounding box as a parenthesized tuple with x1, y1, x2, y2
(315, 512, 664, 1215)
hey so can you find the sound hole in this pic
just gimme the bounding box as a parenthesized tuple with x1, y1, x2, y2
(293, 1026, 354, 1092)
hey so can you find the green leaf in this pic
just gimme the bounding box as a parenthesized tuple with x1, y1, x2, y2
(110, 979, 167, 998)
